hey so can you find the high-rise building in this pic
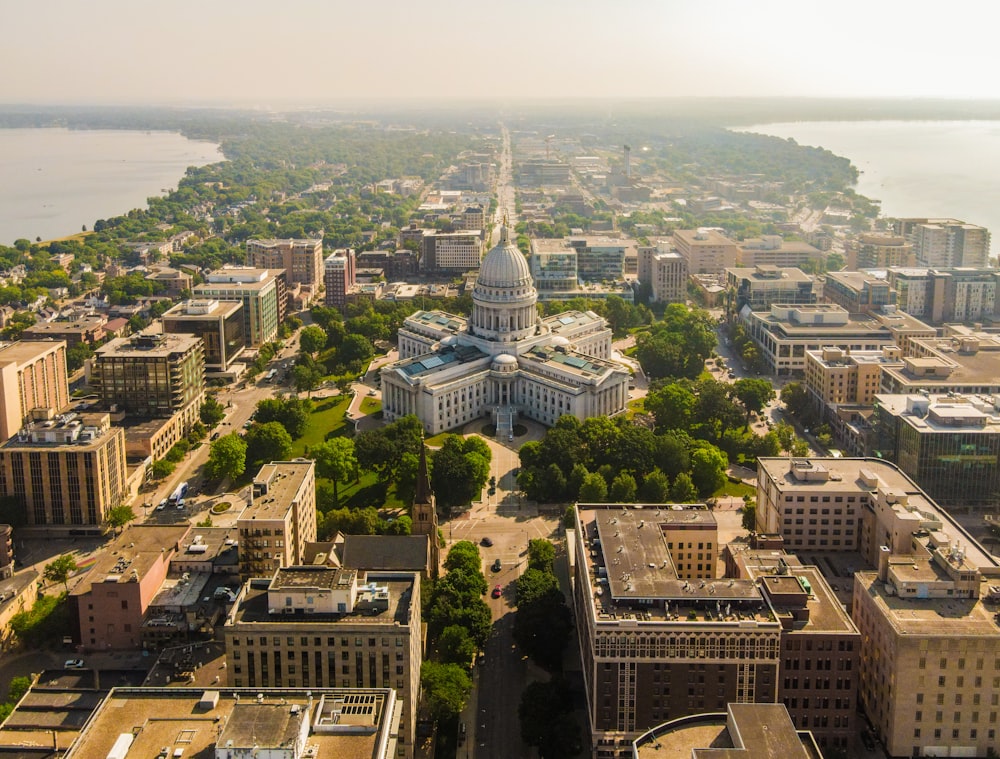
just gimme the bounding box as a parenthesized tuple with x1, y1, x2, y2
(237, 460, 317, 579)
(161, 299, 246, 374)
(247, 238, 324, 287)
(894, 219, 992, 269)
(737, 235, 824, 269)
(673, 229, 739, 276)
(804, 346, 903, 408)
(649, 251, 688, 304)
(194, 267, 287, 347)
(0, 412, 127, 534)
(726, 265, 816, 311)
(847, 233, 915, 270)
(572, 503, 782, 758)
(0, 340, 70, 442)
(323, 248, 357, 308)
(92, 333, 205, 419)
(886, 266, 1000, 323)
(223, 567, 422, 759)
(420, 230, 482, 273)
(822, 271, 896, 314)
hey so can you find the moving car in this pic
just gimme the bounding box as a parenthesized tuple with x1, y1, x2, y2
(64, 659, 84, 668)
(491, 585, 502, 598)
(155, 499, 168, 511)
(491, 558, 502, 572)
(480, 537, 493, 547)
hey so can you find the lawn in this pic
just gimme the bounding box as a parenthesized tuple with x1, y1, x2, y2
(625, 397, 646, 418)
(289, 395, 352, 458)
(712, 480, 755, 499)
(359, 397, 382, 415)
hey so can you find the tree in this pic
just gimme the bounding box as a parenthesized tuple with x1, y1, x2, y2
(299, 325, 328, 356)
(444, 541, 482, 576)
(66, 342, 94, 373)
(732, 378, 775, 428)
(338, 333, 374, 365)
(44, 555, 78, 591)
(255, 397, 311, 438)
(519, 679, 583, 759)
(513, 585, 573, 671)
(527, 539, 555, 573)
(309, 438, 357, 507)
(245, 422, 293, 467)
(516, 567, 559, 607)
(200, 396, 226, 428)
(609, 472, 637, 503)
(645, 383, 696, 430)
(669, 472, 699, 503)
(430, 435, 491, 511)
(292, 364, 322, 396)
(206, 433, 248, 481)
(6, 676, 31, 704)
(578, 472, 607, 503)
(690, 445, 728, 497)
(420, 662, 472, 721)
(742, 501, 757, 533)
(639, 469, 670, 503)
(780, 381, 812, 419)
(105, 504, 136, 534)
(150, 459, 176, 479)
(438, 624, 477, 665)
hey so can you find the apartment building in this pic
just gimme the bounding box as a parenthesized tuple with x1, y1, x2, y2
(247, 238, 324, 287)
(161, 298, 246, 374)
(223, 567, 422, 759)
(737, 235, 824, 269)
(870, 392, 1000, 508)
(0, 340, 70, 442)
(573, 504, 782, 758)
(67, 523, 191, 649)
(0, 412, 127, 534)
(92, 333, 205, 419)
(22, 318, 106, 347)
(886, 266, 1000, 323)
(62, 687, 402, 759)
(672, 229, 739, 276)
(804, 346, 904, 407)
(739, 303, 934, 376)
(237, 461, 317, 579)
(648, 251, 688, 304)
(823, 271, 896, 314)
(846, 233, 915, 270)
(725, 266, 815, 311)
(910, 221, 991, 269)
(323, 248, 357, 308)
(194, 267, 287, 347)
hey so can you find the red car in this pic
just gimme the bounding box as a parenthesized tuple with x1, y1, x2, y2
(491, 584, 502, 598)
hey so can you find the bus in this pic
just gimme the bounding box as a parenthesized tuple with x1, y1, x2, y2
(169, 482, 189, 504)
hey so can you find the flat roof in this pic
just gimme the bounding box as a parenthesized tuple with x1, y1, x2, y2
(745, 563, 858, 634)
(63, 688, 395, 759)
(882, 336, 1000, 388)
(96, 332, 202, 359)
(70, 525, 191, 597)
(244, 461, 314, 520)
(726, 266, 813, 283)
(162, 299, 243, 320)
(0, 340, 66, 365)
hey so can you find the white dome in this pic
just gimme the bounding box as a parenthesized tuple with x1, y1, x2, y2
(550, 336, 570, 348)
(477, 226, 531, 289)
(493, 353, 517, 365)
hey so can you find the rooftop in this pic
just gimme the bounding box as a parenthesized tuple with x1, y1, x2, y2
(881, 334, 1000, 388)
(392, 344, 488, 380)
(0, 340, 66, 365)
(197, 267, 284, 291)
(4, 412, 116, 449)
(69, 525, 191, 597)
(162, 299, 243, 320)
(63, 688, 396, 759)
(95, 332, 202, 359)
(243, 461, 314, 521)
(341, 535, 430, 573)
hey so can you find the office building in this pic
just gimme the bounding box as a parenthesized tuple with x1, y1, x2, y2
(92, 333, 205, 419)
(804, 345, 904, 409)
(459, 204, 485, 231)
(632, 703, 825, 759)
(357, 249, 419, 281)
(237, 460, 317, 579)
(572, 504, 782, 758)
(738, 303, 934, 376)
(247, 238, 324, 287)
(381, 226, 629, 435)
(846, 233, 915, 270)
(870, 392, 1000, 508)
(21, 318, 106, 347)
(161, 299, 246, 374)
(324, 248, 357, 308)
(223, 567, 422, 758)
(822, 271, 896, 314)
(420, 230, 482, 273)
(517, 159, 571, 186)
(67, 524, 191, 649)
(0, 340, 70, 442)
(725, 266, 816, 311)
(886, 266, 1000, 323)
(879, 330, 1000, 396)
(648, 251, 688, 304)
(194, 267, 287, 347)
(673, 229, 740, 276)
(0, 412, 127, 534)
(62, 687, 402, 759)
(737, 235, 825, 269)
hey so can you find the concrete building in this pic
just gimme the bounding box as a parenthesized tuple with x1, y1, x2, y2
(725, 266, 815, 311)
(739, 303, 934, 376)
(382, 227, 629, 435)
(459, 204, 485, 231)
(323, 248, 357, 308)
(632, 703, 825, 759)
(822, 271, 896, 314)
(237, 460, 317, 579)
(737, 235, 825, 270)
(573, 504, 782, 758)
(194, 267, 287, 347)
(62, 687, 402, 759)
(21, 318, 106, 347)
(517, 159, 571, 186)
(673, 229, 739, 276)
(223, 567, 422, 759)
(846, 233, 915, 270)
(870, 392, 1000, 508)
(144, 266, 192, 296)
(804, 345, 904, 408)
(0, 412, 127, 534)
(0, 340, 70, 442)
(886, 266, 1000, 324)
(420, 230, 482, 273)
(357, 249, 419, 281)
(648, 251, 688, 304)
(879, 330, 1000, 396)
(909, 220, 991, 269)
(92, 333, 205, 419)
(67, 523, 191, 649)
(161, 299, 246, 374)
(247, 238, 324, 287)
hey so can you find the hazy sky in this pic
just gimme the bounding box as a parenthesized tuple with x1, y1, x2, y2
(4, 0, 1000, 105)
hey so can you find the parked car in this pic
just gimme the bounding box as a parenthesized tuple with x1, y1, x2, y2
(155, 499, 168, 511)
(492, 558, 502, 572)
(64, 659, 84, 669)
(491, 585, 502, 598)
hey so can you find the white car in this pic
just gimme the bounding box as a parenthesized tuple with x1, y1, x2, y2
(64, 659, 84, 668)
(155, 499, 167, 511)
(176, 499, 186, 510)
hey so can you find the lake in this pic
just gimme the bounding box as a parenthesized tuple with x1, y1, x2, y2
(735, 120, 1000, 257)
(0, 128, 222, 246)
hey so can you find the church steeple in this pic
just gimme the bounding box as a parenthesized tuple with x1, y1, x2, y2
(410, 444, 440, 577)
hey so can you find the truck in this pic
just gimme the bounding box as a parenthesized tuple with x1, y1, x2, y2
(168, 482, 189, 504)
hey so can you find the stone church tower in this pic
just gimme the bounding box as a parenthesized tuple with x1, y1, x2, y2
(410, 445, 440, 577)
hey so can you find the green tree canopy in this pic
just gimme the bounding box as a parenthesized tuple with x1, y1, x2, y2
(254, 397, 312, 438)
(299, 325, 328, 356)
(578, 472, 607, 503)
(430, 435, 491, 511)
(527, 539, 555, 573)
(200, 396, 227, 427)
(309, 437, 357, 507)
(44, 555, 78, 591)
(245, 422, 293, 469)
(420, 662, 472, 721)
(438, 624, 477, 666)
(105, 504, 136, 534)
(206, 433, 248, 481)
(669, 472, 699, 503)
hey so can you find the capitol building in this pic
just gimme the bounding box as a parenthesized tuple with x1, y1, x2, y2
(380, 226, 630, 435)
